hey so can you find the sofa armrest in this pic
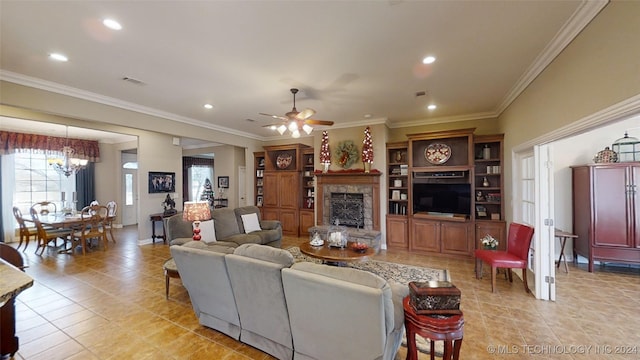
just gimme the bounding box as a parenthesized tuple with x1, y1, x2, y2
(259, 220, 281, 231)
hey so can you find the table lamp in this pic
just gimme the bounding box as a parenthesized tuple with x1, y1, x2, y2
(183, 201, 211, 241)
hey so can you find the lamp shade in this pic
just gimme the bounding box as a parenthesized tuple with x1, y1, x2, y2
(183, 201, 211, 222)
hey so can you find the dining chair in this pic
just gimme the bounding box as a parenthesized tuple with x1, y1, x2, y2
(105, 201, 118, 243)
(12, 207, 38, 251)
(29, 208, 72, 255)
(475, 222, 535, 293)
(71, 205, 109, 255)
(90, 200, 100, 206)
(30, 201, 57, 216)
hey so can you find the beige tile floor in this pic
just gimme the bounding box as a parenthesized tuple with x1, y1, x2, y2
(6, 226, 640, 360)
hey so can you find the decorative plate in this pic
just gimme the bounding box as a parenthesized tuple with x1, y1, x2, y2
(424, 143, 451, 165)
(276, 153, 293, 169)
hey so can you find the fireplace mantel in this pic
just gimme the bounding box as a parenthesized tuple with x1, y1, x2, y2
(316, 171, 381, 231)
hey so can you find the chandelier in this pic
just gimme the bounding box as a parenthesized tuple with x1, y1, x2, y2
(272, 120, 314, 138)
(47, 127, 89, 177)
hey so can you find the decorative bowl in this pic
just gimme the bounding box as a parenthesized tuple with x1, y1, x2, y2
(350, 242, 369, 253)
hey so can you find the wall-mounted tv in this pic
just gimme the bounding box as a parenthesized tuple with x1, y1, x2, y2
(413, 183, 471, 216)
(149, 171, 175, 193)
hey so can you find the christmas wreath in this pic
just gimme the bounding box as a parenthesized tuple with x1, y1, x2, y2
(335, 140, 359, 169)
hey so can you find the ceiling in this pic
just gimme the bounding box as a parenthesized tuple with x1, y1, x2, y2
(0, 1, 605, 141)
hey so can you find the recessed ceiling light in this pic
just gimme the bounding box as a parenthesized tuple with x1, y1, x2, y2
(103, 19, 122, 30)
(364, 114, 372, 119)
(204, 104, 213, 109)
(427, 104, 437, 110)
(422, 56, 436, 64)
(49, 53, 68, 62)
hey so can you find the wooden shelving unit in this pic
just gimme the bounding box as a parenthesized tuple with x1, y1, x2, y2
(300, 148, 315, 236)
(473, 134, 506, 251)
(253, 152, 265, 209)
(386, 142, 409, 249)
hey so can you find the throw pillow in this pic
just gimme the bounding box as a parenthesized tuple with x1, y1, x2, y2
(197, 219, 217, 244)
(241, 213, 261, 233)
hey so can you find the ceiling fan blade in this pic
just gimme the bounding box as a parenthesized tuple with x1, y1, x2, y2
(259, 112, 288, 121)
(305, 119, 334, 126)
(295, 108, 315, 120)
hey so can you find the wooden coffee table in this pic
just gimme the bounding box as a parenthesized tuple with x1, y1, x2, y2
(299, 242, 374, 265)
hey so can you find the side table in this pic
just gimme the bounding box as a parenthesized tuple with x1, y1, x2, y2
(555, 228, 578, 273)
(149, 212, 172, 244)
(403, 297, 464, 360)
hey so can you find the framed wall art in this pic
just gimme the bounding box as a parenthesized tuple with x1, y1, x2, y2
(218, 176, 229, 188)
(149, 171, 175, 194)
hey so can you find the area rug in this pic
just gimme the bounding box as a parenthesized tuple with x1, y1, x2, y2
(286, 246, 449, 356)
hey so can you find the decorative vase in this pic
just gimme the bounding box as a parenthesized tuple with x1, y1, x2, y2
(483, 144, 491, 159)
(322, 163, 329, 173)
(482, 177, 490, 187)
(395, 151, 402, 162)
(364, 162, 371, 173)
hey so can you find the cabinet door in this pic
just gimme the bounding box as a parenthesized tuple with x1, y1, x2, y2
(633, 166, 640, 249)
(411, 220, 440, 252)
(299, 210, 314, 236)
(262, 207, 279, 222)
(278, 172, 299, 208)
(263, 173, 279, 207)
(593, 166, 633, 248)
(386, 216, 408, 249)
(279, 209, 299, 236)
(475, 221, 506, 251)
(441, 222, 473, 256)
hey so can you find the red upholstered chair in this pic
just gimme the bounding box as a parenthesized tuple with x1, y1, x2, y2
(475, 223, 534, 293)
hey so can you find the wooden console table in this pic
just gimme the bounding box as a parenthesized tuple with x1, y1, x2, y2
(150, 212, 174, 244)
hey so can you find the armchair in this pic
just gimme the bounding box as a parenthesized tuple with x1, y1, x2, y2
(475, 222, 534, 293)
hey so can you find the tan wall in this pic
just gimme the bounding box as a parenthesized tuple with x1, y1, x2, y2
(499, 1, 640, 222)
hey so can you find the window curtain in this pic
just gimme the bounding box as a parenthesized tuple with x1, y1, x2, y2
(0, 130, 100, 161)
(0, 156, 4, 242)
(182, 156, 214, 201)
(76, 162, 95, 210)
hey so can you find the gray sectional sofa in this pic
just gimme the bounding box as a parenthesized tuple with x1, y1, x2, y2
(170, 243, 406, 360)
(164, 205, 282, 248)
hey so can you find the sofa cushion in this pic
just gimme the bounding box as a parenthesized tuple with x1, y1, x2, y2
(234, 206, 261, 234)
(233, 243, 294, 267)
(182, 240, 236, 253)
(199, 219, 217, 243)
(290, 261, 387, 289)
(241, 213, 261, 233)
(211, 207, 241, 240)
(164, 213, 192, 241)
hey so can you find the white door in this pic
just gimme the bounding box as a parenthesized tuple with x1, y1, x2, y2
(513, 151, 536, 294)
(534, 144, 556, 301)
(238, 166, 246, 207)
(122, 151, 138, 226)
(122, 169, 138, 225)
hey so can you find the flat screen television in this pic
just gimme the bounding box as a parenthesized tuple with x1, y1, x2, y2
(413, 183, 471, 216)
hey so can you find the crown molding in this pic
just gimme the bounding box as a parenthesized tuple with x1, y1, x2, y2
(388, 111, 497, 129)
(0, 70, 265, 141)
(496, 0, 609, 116)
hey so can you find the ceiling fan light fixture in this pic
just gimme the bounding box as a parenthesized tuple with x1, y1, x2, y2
(288, 121, 298, 132)
(302, 124, 313, 135)
(277, 125, 287, 135)
(291, 130, 301, 138)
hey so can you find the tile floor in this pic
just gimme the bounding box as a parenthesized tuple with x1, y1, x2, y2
(5, 226, 640, 360)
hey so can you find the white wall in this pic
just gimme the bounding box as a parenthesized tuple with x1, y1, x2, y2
(552, 114, 639, 260)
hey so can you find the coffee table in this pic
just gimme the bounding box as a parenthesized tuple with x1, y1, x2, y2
(299, 242, 374, 265)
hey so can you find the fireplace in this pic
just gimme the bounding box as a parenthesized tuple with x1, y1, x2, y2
(315, 172, 381, 231)
(330, 192, 364, 228)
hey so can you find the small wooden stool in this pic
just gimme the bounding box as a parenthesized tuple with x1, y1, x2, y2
(403, 297, 464, 360)
(163, 258, 180, 299)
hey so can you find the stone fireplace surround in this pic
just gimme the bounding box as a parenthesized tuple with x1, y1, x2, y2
(315, 171, 381, 231)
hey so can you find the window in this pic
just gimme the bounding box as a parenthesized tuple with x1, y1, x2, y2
(14, 151, 69, 213)
(189, 166, 214, 201)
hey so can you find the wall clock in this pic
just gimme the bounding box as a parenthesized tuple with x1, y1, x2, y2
(424, 143, 451, 165)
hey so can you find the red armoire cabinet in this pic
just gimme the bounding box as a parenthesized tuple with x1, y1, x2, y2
(572, 163, 640, 272)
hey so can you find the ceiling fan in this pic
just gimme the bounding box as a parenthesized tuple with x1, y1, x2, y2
(260, 88, 334, 137)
